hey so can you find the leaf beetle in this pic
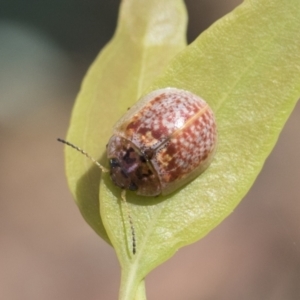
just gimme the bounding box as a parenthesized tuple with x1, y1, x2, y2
(58, 87, 217, 254)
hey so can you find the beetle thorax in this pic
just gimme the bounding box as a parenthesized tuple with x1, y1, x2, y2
(107, 135, 161, 196)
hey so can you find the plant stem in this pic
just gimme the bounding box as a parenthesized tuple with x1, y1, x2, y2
(134, 281, 146, 300)
(119, 268, 146, 300)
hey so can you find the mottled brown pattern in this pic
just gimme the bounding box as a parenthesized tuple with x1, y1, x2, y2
(155, 107, 217, 187)
(109, 88, 217, 196)
(123, 91, 205, 150)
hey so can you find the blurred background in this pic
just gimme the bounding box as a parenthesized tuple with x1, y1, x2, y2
(1, 0, 300, 299)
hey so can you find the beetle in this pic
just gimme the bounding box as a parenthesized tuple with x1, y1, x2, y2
(58, 87, 217, 254)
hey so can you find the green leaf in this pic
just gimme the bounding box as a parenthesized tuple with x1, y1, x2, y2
(63, 0, 300, 299)
(64, 0, 187, 243)
(100, 0, 300, 298)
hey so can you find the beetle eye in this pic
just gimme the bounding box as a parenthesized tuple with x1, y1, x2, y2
(109, 158, 120, 168)
(128, 182, 138, 191)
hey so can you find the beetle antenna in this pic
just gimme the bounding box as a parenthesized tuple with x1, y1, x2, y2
(57, 138, 108, 173)
(121, 189, 136, 255)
